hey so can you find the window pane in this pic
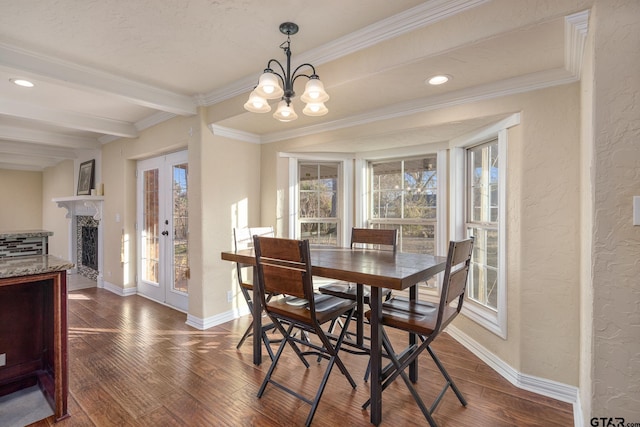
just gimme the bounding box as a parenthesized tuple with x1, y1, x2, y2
(400, 224, 435, 255)
(372, 161, 402, 190)
(468, 141, 499, 223)
(300, 222, 337, 246)
(467, 226, 498, 310)
(372, 190, 402, 218)
(318, 191, 337, 217)
(370, 156, 438, 261)
(298, 161, 340, 245)
(299, 191, 318, 218)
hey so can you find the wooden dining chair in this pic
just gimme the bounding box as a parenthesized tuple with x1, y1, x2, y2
(232, 227, 277, 358)
(253, 235, 357, 427)
(319, 227, 397, 310)
(363, 238, 474, 427)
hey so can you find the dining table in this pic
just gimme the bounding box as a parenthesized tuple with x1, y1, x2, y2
(221, 245, 446, 426)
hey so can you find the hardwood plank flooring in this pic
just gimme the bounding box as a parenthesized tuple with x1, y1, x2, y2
(29, 288, 574, 426)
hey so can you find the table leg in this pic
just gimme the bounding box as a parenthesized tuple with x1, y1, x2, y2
(370, 286, 382, 426)
(356, 284, 364, 347)
(252, 267, 262, 366)
(409, 285, 418, 382)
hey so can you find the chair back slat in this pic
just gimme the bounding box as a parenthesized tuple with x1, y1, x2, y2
(254, 236, 314, 301)
(250, 226, 274, 238)
(438, 238, 474, 326)
(261, 264, 306, 298)
(351, 228, 397, 252)
(233, 227, 253, 251)
(446, 267, 470, 305)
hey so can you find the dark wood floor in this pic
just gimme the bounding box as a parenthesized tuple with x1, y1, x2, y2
(30, 288, 573, 426)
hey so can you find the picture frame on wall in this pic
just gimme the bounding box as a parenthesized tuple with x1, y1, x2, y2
(77, 159, 95, 195)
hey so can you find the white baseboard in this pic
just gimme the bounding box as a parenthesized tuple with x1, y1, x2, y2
(186, 305, 251, 330)
(102, 280, 137, 297)
(446, 325, 582, 426)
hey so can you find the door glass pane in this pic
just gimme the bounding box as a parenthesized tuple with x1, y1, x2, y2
(173, 163, 188, 294)
(142, 169, 159, 284)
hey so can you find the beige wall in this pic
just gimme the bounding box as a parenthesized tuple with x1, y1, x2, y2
(0, 169, 43, 230)
(590, 0, 640, 420)
(99, 111, 262, 321)
(42, 160, 74, 259)
(260, 84, 582, 386)
(101, 114, 196, 292)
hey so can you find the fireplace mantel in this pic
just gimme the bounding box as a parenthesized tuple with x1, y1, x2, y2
(52, 196, 104, 220)
(52, 196, 104, 287)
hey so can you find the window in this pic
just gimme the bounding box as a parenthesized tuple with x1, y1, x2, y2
(369, 156, 438, 255)
(466, 140, 499, 310)
(298, 162, 340, 245)
(450, 114, 517, 339)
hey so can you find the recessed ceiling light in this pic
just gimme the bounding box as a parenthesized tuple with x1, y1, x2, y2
(10, 78, 35, 88)
(427, 75, 450, 85)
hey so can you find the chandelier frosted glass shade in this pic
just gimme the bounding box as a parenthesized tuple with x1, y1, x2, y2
(300, 78, 329, 103)
(244, 22, 329, 122)
(273, 100, 298, 122)
(254, 72, 284, 99)
(302, 101, 328, 116)
(243, 90, 271, 113)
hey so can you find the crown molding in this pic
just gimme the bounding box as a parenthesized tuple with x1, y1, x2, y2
(565, 10, 590, 78)
(259, 68, 577, 144)
(208, 125, 261, 144)
(197, 0, 488, 106)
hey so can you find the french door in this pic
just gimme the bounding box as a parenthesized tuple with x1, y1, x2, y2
(136, 151, 189, 312)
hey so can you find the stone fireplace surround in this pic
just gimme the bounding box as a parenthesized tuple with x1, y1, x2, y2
(52, 196, 104, 287)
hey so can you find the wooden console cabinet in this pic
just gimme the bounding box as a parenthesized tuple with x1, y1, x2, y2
(0, 255, 73, 422)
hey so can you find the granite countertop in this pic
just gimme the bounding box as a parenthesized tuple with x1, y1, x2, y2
(0, 255, 74, 279)
(0, 230, 54, 238)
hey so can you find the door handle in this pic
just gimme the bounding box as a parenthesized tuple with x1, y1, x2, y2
(161, 230, 169, 236)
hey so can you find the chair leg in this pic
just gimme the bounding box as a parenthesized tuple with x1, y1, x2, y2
(427, 345, 467, 407)
(236, 320, 254, 349)
(363, 329, 441, 427)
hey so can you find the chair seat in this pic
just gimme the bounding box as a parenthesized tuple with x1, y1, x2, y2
(319, 281, 392, 303)
(267, 293, 356, 325)
(365, 296, 458, 336)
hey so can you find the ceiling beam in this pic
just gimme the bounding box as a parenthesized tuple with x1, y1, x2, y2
(0, 124, 100, 149)
(0, 140, 79, 160)
(0, 43, 197, 116)
(0, 99, 138, 138)
(0, 153, 60, 169)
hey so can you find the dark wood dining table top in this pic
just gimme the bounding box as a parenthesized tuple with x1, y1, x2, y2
(221, 246, 446, 291)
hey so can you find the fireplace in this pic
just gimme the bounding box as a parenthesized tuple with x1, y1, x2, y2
(77, 216, 99, 280)
(53, 196, 104, 287)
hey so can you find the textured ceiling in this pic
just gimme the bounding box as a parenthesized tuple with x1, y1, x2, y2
(0, 0, 591, 170)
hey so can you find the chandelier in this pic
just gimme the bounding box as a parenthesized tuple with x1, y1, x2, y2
(244, 22, 329, 122)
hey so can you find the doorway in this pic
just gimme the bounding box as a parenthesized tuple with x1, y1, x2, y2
(136, 150, 189, 312)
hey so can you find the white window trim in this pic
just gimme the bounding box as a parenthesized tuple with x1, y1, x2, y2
(283, 153, 353, 247)
(449, 113, 520, 340)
